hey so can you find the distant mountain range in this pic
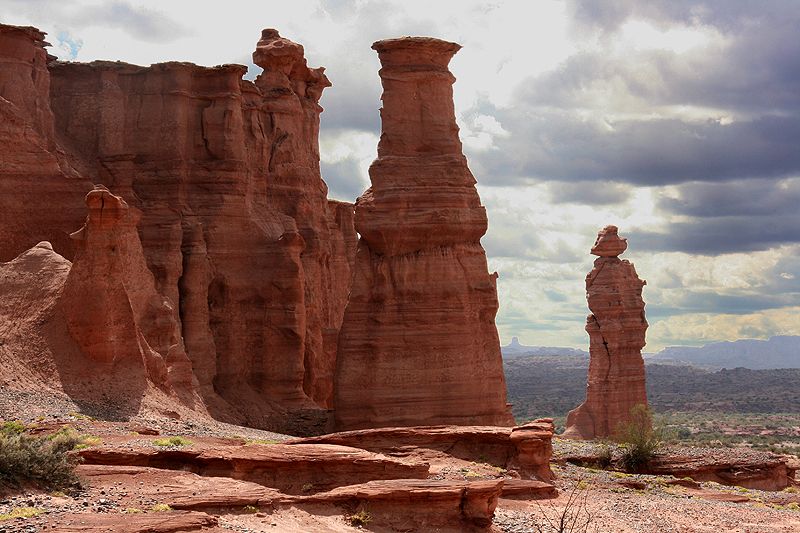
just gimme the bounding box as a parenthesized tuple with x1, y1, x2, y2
(648, 335, 800, 369)
(501, 335, 800, 369)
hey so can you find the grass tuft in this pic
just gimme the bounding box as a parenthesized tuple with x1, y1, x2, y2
(0, 507, 44, 521)
(153, 436, 192, 447)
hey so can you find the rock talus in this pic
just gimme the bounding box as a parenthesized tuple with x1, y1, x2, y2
(334, 37, 514, 430)
(564, 225, 649, 439)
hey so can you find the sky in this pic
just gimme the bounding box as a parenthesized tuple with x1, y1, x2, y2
(2, 0, 798, 351)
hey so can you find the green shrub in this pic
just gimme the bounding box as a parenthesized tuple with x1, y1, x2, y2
(615, 405, 662, 472)
(0, 428, 81, 489)
(153, 436, 192, 447)
(1, 421, 26, 435)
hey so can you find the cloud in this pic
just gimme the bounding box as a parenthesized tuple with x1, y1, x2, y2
(0, 0, 188, 44)
(322, 157, 368, 201)
(477, 110, 800, 187)
(658, 178, 800, 218)
(548, 181, 632, 205)
(73, 1, 188, 42)
(629, 213, 800, 254)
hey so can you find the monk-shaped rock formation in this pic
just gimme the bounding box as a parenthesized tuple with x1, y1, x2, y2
(334, 37, 514, 430)
(564, 225, 649, 439)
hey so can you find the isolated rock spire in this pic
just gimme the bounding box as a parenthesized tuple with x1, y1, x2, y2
(564, 225, 649, 439)
(333, 37, 514, 430)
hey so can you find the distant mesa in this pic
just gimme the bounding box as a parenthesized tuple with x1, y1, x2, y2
(501, 337, 588, 358)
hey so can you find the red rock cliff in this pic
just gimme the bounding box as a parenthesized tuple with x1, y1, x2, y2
(0, 187, 203, 415)
(333, 37, 514, 430)
(0, 24, 91, 261)
(47, 29, 355, 431)
(564, 225, 649, 440)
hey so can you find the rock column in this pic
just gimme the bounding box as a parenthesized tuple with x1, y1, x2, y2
(564, 226, 649, 439)
(334, 37, 514, 430)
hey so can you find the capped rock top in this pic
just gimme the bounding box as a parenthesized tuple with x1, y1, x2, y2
(590, 225, 628, 257)
(372, 36, 461, 69)
(253, 28, 305, 74)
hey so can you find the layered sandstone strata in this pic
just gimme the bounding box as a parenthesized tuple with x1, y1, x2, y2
(62, 186, 201, 405)
(564, 226, 649, 439)
(0, 188, 201, 411)
(47, 29, 355, 429)
(0, 24, 91, 261)
(333, 37, 514, 430)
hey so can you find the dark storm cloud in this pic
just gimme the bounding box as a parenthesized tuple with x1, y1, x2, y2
(629, 213, 800, 254)
(659, 179, 800, 218)
(568, 0, 800, 34)
(674, 291, 798, 315)
(469, 1, 800, 193)
(479, 111, 800, 186)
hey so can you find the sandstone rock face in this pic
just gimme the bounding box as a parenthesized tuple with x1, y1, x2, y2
(47, 29, 355, 429)
(334, 37, 513, 430)
(564, 225, 649, 439)
(0, 24, 91, 262)
(292, 419, 554, 481)
(0, 187, 202, 411)
(62, 186, 201, 406)
(77, 442, 429, 495)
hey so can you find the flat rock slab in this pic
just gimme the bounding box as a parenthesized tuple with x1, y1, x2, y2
(77, 465, 504, 531)
(77, 443, 429, 494)
(290, 421, 554, 480)
(51, 510, 220, 532)
(76, 464, 280, 510)
(648, 452, 793, 491)
(299, 478, 504, 530)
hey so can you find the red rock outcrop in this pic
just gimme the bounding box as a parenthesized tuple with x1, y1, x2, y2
(77, 442, 429, 494)
(291, 419, 555, 481)
(0, 24, 91, 261)
(76, 464, 502, 531)
(646, 450, 796, 491)
(0, 187, 202, 412)
(333, 37, 513, 430)
(47, 29, 356, 430)
(564, 225, 649, 440)
(62, 186, 201, 406)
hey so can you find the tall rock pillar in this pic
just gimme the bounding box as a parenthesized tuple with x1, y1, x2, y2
(334, 37, 514, 430)
(564, 225, 649, 439)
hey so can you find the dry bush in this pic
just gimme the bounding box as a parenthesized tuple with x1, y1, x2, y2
(0, 427, 81, 490)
